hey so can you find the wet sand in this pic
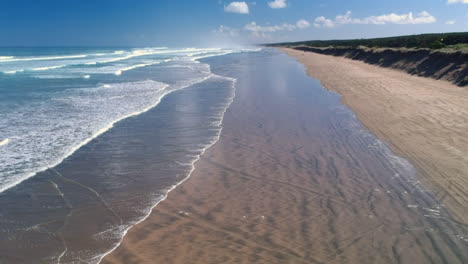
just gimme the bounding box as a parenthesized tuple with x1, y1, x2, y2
(0, 74, 236, 263)
(103, 50, 467, 264)
(282, 48, 468, 224)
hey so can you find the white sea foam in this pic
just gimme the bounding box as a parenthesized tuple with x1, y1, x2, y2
(114, 61, 162, 75)
(92, 50, 127, 57)
(0, 138, 9, 146)
(32, 65, 66, 71)
(90, 50, 161, 65)
(0, 50, 239, 194)
(0, 47, 261, 263)
(0, 50, 144, 64)
(1, 48, 250, 77)
(93, 74, 238, 264)
(0, 80, 170, 193)
(34, 75, 86, 79)
(0, 56, 14, 60)
(3, 70, 22, 74)
(1, 49, 247, 194)
(0, 54, 88, 62)
(91, 48, 220, 65)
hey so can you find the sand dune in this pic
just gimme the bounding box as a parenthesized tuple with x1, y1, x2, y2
(290, 46, 467, 86)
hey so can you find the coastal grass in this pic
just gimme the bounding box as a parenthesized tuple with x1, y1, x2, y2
(267, 32, 468, 50)
(443, 43, 468, 52)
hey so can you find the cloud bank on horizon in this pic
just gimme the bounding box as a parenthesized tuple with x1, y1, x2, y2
(218, 0, 466, 43)
(313, 11, 436, 28)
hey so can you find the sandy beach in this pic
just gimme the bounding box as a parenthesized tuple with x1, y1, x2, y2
(282, 48, 468, 224)
(102, 50, 467, 264)
(2, 2, 468, 263)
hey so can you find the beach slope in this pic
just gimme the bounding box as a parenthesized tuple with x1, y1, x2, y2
(282, 48, 468, 224)
(103, 50, 467, 264)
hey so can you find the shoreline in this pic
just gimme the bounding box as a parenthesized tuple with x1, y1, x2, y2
(0, 82, 170, 194)
(0, 55, 239, 263)
(281, 48, 468, 224)
(102, 49, 467, 264)
(95, 75, 238, 264)
(0, 48, 238, 196)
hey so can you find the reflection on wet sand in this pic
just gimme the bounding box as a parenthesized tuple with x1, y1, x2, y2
(103, 50, 467, 264)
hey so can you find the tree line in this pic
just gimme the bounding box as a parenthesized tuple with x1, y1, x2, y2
(267, 32, 468, 49)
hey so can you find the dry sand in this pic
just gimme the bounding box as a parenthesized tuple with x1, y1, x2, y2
(102, 49, 467, 264)
(282, 48, 468, 224)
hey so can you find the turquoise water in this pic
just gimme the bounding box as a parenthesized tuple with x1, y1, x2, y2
(0, 47, 260, 263)
(0, 47, 257, 193)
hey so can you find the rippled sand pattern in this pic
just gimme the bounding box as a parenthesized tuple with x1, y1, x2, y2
(103, 50, 467, 264)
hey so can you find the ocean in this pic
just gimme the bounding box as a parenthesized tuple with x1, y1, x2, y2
(0, 47, 258, 263)
(0, 47, 257, 193)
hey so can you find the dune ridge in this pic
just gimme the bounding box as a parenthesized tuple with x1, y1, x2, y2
(290, 46, 467, 86)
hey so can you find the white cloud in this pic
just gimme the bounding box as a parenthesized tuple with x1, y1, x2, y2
(218, 19, 310, 39)
(314, 11, 436, 28)
(244, 20, 310, 32)
(447, 0, 468, 3)
(224, 1, 249, 14)
(445, 20, 456, 24)
(314, 16, 335, 28)
(296, 19, 311, 29)
(268, 0, 287, 8)
(244, 22, 295, 33)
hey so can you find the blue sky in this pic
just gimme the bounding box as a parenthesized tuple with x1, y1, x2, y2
(1, 0, 467, 46)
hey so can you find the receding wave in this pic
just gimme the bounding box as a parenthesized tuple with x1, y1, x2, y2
(0, 47, 264, 264)
(94, 74, 238, 264)
(0, 79, 170, 193)
(0, 47, 260, 194)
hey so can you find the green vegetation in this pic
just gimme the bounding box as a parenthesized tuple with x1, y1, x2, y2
(444, 43, 468, 51)
(268, 32, 468, 50)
